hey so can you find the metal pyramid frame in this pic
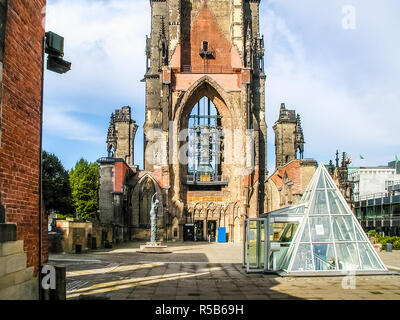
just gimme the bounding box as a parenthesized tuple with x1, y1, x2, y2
(278, 164, 388, 275)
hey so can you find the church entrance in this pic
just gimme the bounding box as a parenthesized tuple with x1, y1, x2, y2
(193, 220, 217, 242)
(194, 220, 204, 241)
(207, 220, 217, 242)
(184, 224, 194, 241)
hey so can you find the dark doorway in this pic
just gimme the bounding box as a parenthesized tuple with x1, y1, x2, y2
(184, 224, 194, 241)
(207, 220, 216, 242)
(194, 220, 204, 241)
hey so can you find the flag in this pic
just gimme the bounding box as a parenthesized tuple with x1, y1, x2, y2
(396, 155, 399, 166)
(360, 155, 364, 160)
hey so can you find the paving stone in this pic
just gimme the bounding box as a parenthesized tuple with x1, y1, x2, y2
(50, 241, 400, 301)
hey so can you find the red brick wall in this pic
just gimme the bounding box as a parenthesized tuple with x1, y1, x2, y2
(270, 160, 302, 194)
(114, 161, 131, 193)
(182, 4, 233, 73)
(0, 0, 46, 275)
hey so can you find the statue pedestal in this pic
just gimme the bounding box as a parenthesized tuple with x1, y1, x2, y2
(138, 242, 171, 254)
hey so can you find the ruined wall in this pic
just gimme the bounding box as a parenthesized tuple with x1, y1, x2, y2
(0, 0, 47, 276)
(273, 103, 304, 168)
(98, 163, 115, 224)
(274, 122, 297, 168)
(267, 159, 317, 211)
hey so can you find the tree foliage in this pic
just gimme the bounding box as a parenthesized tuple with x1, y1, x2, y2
(69, 158, 99, 220)
(367, 230, 400, 249)
(42, 151, 74, 215)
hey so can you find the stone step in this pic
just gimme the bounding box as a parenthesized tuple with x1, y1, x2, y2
(0, 266, 34, 289)
(0, 277, 38, 300)
(0, 240, 24, 257)
(0, 253, 27, 277)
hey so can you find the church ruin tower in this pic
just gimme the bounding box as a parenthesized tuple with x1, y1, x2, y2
(142, 0, 267, 242)
(273, 103, 305, 168)
(107, 106, 138, 166)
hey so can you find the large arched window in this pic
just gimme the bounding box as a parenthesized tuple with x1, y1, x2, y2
(188, 97, 222, 182)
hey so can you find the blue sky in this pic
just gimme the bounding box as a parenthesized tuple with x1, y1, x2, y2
(44, 0, 400, 173)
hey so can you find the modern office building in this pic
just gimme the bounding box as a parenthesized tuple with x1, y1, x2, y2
(350, 162, 400, 236)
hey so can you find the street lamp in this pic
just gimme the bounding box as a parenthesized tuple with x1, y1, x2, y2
(38, 31, 71, 300)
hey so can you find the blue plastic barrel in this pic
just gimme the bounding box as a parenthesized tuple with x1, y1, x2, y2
(218, 227, 226, 243)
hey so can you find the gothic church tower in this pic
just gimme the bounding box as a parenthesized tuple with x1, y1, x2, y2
(143, 0, 267, 242)
(273, 103, 304, 168)
(107, 106, 138, 166)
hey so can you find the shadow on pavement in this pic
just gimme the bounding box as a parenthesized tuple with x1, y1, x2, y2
(49, 241, 302, 300)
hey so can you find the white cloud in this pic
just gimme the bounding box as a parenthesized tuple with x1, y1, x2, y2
(44, 105, 104, 143)
(45, 0, 150, 110)
(43, 0, 400, 170)
(261, 2, 400, 170)
(43, 0, 150, 162)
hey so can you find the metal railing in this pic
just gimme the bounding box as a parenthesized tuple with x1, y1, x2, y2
(354, 192, 389, 202)
(184, 173, 228, 185)
(181, 65, 235, 74)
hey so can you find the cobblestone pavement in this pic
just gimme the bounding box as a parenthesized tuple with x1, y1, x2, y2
(49, 241, 400, 300)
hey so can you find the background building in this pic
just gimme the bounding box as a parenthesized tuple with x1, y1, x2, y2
(349, 166, 400, 201)
(351, 162, 400, 236)
(272, 103, 304, 168)
(0, 0, 47, 299)
(265, 103, 316, 212)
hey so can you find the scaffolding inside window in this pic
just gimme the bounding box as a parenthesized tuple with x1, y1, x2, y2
(188, 97, 222, 182)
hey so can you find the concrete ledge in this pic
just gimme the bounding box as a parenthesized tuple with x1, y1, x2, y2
(0, 240, 24, 256)
(0, 266, 34, 289)
(277, 270, 398, 277)
(138, 243, 172, 254)
(0, 253, 27, 277)
(387, 265, 400, 271)
(0, 224, 17, 243)
(0, 277, 38, 300)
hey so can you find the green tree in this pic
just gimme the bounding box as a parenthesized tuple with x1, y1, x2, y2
(69, 158, 99, 220)
(42, 151, 74, 215)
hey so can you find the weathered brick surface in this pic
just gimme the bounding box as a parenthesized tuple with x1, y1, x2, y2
(0, 0, 46, 275)
(267, 159, 317, 211)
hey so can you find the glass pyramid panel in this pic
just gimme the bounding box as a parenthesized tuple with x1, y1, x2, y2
(295, 205, 306, 214)
(316, 173, 326, 189)
(291, 244, 314, 271)
(281, 247, 295, 271)
(310, 216, 332, 242)
(325, 176, 337, 189)
(286, 204, 306, 214)
(358, 243, 384, 270)
(327, 190, 347, 214)
(332, 216, 355, 241)
(313, 244, 336, 270)
(335, 243, 361, 270)
(281, 164, 388, 274)
(300, 222, 310, 242)
(354, 223, 366, 241)
(310, 190, 329, 214)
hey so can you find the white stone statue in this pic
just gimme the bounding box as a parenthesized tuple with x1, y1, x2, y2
(150, 193, 159, 243)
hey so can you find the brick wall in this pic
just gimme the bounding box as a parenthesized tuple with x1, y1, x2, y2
(182, 4, 235, 73)
(0, 0, 46, 275)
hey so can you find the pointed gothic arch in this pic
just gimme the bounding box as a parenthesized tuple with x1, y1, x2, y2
(131, 173, 163, 229)
(174, 75, 233, 127)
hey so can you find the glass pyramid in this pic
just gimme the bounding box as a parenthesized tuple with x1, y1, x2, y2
(278, 164, 388, 275)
